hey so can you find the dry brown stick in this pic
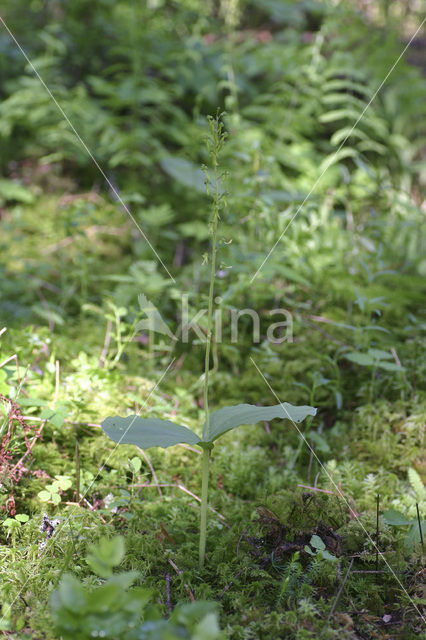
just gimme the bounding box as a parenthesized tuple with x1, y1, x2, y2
(390, 347, 402, 368)
(177, 443, 202, 455)
(218, 569, 244, 599)
(168, 559, 195, 602)
(351, 570, 387, 574)
(297, 484, 334, 495)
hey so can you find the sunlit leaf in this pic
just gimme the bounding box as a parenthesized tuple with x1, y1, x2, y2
(15, 514, 29, 523)
(38, 490, 52, 502)
(204, 403, 316, 442)
(102, 415, 200, 449)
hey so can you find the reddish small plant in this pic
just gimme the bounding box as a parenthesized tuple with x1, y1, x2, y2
(0, 393, 39, 514)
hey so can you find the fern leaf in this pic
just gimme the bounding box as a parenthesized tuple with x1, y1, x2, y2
(408, 468, 425, 502)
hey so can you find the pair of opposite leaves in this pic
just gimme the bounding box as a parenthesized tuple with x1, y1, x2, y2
(102, 402, 317, 449)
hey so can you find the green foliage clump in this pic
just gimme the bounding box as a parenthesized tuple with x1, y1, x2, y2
(50, 535, 223, 640)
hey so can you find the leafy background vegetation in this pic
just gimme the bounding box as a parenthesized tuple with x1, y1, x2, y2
(0, 0, 425, 638)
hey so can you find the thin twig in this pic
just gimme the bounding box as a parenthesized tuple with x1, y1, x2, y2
(390, 347, 402, 368)
(136, 447, 163, 499)
(321, 558, 354, 636)
(168, 559, 195, 602)
(297, 484, 334, 495)
(351, 570, 386, 574)
(416, 503, 424, 551)
(314, 472, 320, 488)
(236, 526, 249, 557)
(218, 569, 244, 599)
(177, 443, 202, 455)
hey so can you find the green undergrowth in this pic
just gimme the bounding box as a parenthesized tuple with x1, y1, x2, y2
(0, 318, 424, 638)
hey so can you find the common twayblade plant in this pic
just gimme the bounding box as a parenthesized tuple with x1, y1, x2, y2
(101, 115, 316, 567)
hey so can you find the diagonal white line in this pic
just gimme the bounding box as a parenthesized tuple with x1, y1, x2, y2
(0, 357, 176, 627)
(0, 15, 176, 284)
(250, 17, 426, 283)
(250, 355, 425, 623)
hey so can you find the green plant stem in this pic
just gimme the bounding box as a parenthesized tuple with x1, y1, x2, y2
(203, 160, 220, 441)
(200, 125, 221, 567)
(199, 446, 210, 567)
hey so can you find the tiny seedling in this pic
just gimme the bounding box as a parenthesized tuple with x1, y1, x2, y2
(38, 475, 73, 505)
(101, 115, 316, 566)
(2, 514, 29, 546)
(304, 534, 337, 561)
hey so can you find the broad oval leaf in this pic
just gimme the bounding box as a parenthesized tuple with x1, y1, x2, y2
(383, 510, 412, 526)
(344, 351, 374, 366)
(377, 361, 404, 372)
(367, 348, 393, 361)
(102, 416, 200, 449)
(204, 403, 317, 442)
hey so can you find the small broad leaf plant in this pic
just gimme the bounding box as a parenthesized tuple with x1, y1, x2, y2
(101, 115, 316, 567)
